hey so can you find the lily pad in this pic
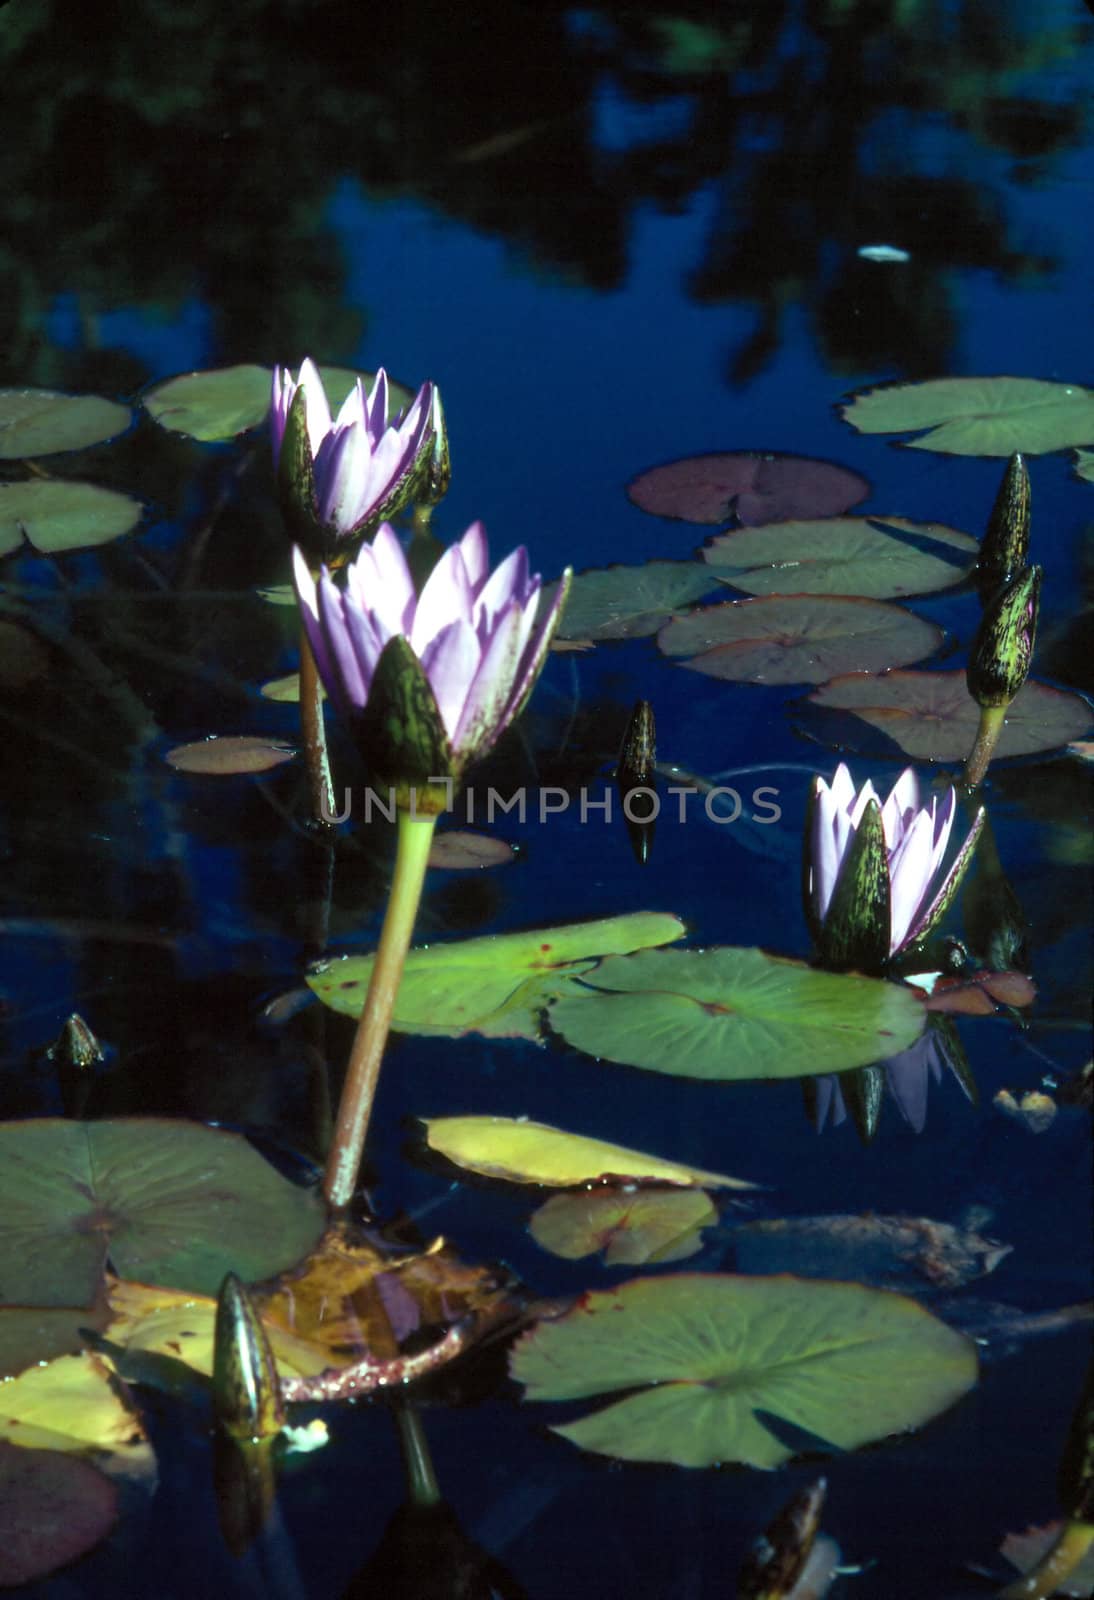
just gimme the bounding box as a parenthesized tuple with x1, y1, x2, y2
(801, 671, 1093, 762)
(841, 377, 1094, 456)
(539, 561, 718, 641)
(704, 517, 977, 600)
(164, 735, 297, 774)
(0, 389, 131, 459)
(547, 946, 924, 1081)
(529, 1188, 717, 1265)
(421, 1116, 756, 1189)
(0, 1118, 325, 1306)
(428, 831, 516, 869)
(142, 364, 414, 443)
(1073, 449, 1094, 484)
(511, 1274, 977, 1468)
(260, 672, 307, 702)
(0, 480, 143, 558)
(308, 912, 686, 1041)
(0, 1306, 110, 1380)
(627, 453, 868, 526)
(0, 1440, 118, 1587)
(658, 595, 942, 684)
(0, 1351, 152, 1469)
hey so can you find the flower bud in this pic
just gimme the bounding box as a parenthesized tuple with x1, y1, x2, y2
(212, 1272, 285, 1442)
(967, 564, 1041, 709)
(977, 453, 1030, 607)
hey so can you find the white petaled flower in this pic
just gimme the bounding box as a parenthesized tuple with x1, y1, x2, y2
(270, 358, 435, 546)
(293, 521, 570, 773)
(808, 763, 960, 957)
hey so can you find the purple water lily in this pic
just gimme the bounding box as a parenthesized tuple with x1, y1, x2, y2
(808, 763, 962, 958)
(811, 1026, 972, 1135)
(271, 358, 435, 547)
(293, 521, 570, 773)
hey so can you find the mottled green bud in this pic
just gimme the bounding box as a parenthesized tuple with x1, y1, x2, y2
(815, 795, 891, 973)
(977, 453, 1030, 607)
(212, 1273, 285, 1442)
(967, 565, 1041, 709)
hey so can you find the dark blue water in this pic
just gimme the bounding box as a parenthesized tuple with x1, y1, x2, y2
(1, 2, 1092, 1595)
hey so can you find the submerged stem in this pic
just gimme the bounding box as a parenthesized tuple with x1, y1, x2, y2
(392, 1402, 442, 1508)
(322, 809, 436, 1207)
(298, 625, 336, 823)
(962, 702, 1007, 794)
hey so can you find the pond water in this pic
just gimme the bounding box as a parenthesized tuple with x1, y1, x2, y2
(1, 2, 1092, 1596)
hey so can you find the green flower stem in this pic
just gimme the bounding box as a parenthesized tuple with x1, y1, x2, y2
(322, 809, 437, 1208)
(298, 625, 336, 824)
(962, 702, 1007, 794)
(998, 1517, 1094, 1599)
(392, 1401, 442, 1509)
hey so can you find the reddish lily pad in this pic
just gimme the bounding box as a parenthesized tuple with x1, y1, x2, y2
(924, 971, 1036, 1015)
(840, 376, 1094, 456)
(511, 1274, 978, 1468)
(0, 1441, 118, 1586)
(0, 1118, 325, 1306)
(801, 671, 1093, 762)
(628, 453, 868, 526)
(658, 595, 942, 685)
(529, 1187, 717, 1265)
(704, 517, 977, 600)
(164, 735, 297, 774)
(428, 831, 517, 870)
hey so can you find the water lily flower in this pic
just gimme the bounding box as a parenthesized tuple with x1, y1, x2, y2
(809, 1023, 974, 1135)
(805, 763, 983, 968)
(293, 521, 571, 801)
(271, 359, 437, 560)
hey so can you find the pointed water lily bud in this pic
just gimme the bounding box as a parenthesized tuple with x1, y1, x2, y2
(46, 1014, 106, 1071)
(293, 526, 572, 802)
(415, 386, 451, 509)
(270, 360, 436, 564)
(616, 700, 657, 866)
(212, 1429, 278, 1558)
(838, 1063, 885, 1144)
(738, 1478, 827, 1600)
(967, 564, 1041, 709)
(212, 1273, 285, 1442)
(977, 453, 1030, 607)
(814, 791, 890, 972)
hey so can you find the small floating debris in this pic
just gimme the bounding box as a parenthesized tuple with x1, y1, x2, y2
(994, 1087, 1058, 1133)
(857, 243, 911, 263)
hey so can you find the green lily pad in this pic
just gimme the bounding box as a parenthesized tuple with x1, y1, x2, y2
(0, 481, 143, 558)
(547, 947, 924, 1081)
(308, 911, 686, 1040)
(658, 595, 942, 684)
(0, 1307, 109, 1380)
(539, 561, 719, 641)
(511, 1273, 978, 1468)
(142, 364, 414, 442)
(841, 377, 1094, 456)
(0, 1119, 325, 1307)
(0, 390, 131, 459)
(421, 1116, 756, 1189)
(257, 583, 296, 605)
(529, 1188, 717, 1265)
(704, 517, 977, 600)
(801, 670, 1093, 762)
(1073, 449, 1094, 484)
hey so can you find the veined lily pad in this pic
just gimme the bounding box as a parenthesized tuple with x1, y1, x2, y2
(547, 946, 924, 1080)
(658, 594, 942, 684)
(511, 1274, 977, 1468)
(529, 1188, 717, 1265)
(0, 1118, 325, 1306)
(627, 453, 868, 526)
(841, 377, 1094, 456)
(0, 389, 131, 459)
(0, 1441, 117, 1587)
(308, 912, 686, 1040)
(1074, 449, 1094, 484)
(420, 1116, 756, 1189)
(539, 561, 718, 641)
(801, 671, 1093, 762)
(164, 735, 297, 774)
(704, 517, 977, 600)
(142, 364, 415, 442)
(0, 481, 143, 558)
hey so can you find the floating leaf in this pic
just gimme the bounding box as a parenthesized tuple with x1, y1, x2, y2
(538, 561, 718, 641)
(257, 583, 296, 606)
(704, 517, 977, 600)
(511, 1274, 977, 1468)
(0, 1440, 117, 1587)
(841, 377, 1094, 456)
(1074, 449, 1094, 484)
(0, 389, 131, 459)
(308, 912, 686, 1040)
(547, 947, 924, 1081)
(658, 595, 941, 684)
(260, 673, 305, 702)
(427, 831, 516, 869)
(728, 1213, 1010, 1292)
(924, 970, 1037, 1015)
(801, 671, 1093, 761)
(0, 480, 143, 558)
(627, 453, 868, 526)
(0, 1306, 109, 1380)
(164, 735, 297, 774)
(529, 1188, 717, 1265)
(0, 1118, 325, 1306)
(421, 1116, 756, 1189)
(0, 1351, 151, 1468)
(142, 364, 413, 443)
